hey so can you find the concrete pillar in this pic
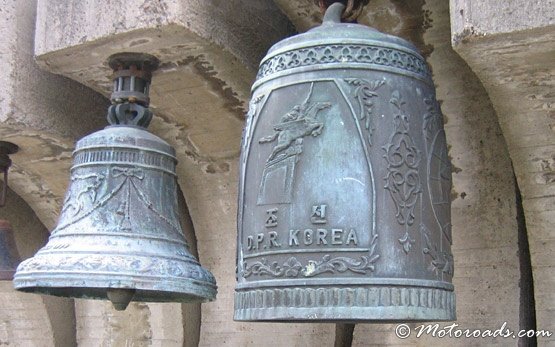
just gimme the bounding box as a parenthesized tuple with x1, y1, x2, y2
(450, 0, 555, 344)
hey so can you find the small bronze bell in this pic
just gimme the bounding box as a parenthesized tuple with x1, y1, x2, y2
(0, 220, 20, 281)
(0, 141, 20, 281)
(14, 53, 217, 310)
(235, 2, 454, 322)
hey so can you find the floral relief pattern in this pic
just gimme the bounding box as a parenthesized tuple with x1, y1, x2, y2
(420, 224, 454, 277)
(257, 44, 429, 81)
(16, 254, 215, 283)
(56, 166, 180, 233)
(242, 248, 379, 279)
(383, 91, 422, 254)
(344, 78, 385, 146)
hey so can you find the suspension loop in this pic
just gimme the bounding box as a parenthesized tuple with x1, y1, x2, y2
(316, 0, 369, 22)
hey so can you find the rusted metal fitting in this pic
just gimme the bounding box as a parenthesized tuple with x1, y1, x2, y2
(108, 52, 160, 107)
(106, 53, 160, 128)
(316, 0, 370, 21)
(0, 141, 19, 207)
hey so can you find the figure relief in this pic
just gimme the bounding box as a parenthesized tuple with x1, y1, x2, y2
(259, 83, 331, 163)
(257, 83, 331, 205)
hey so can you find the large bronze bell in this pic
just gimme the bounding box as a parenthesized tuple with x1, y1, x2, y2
(14, 53, 217, 310)
(235, 3, 454, 322)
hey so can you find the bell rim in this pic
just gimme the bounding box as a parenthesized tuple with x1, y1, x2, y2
(234, 285, 455, 322)
(14, 284, 217, 304)
(13, 250, 217, 303)
(236, 277, 454, 291)
(13, 272, 217, 302)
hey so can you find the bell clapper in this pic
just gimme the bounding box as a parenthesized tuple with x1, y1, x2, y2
(107, 288, 136, 311)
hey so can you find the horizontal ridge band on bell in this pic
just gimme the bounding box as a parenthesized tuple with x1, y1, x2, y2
(235, 286, 455, 322)
(71, 149, 177, 176)
(254, 42, 430, 89)
(14, 252, 217, 298)
(73, 145, 177, 161)
(46, 231, 188, 245)
(236, 277, 454, 291)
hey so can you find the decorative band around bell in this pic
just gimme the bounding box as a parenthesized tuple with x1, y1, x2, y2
(235, 286, 455, 321)
(71, 146, 177, 175)
(254, 41, 431, 89)
(14, 245, 217, 302)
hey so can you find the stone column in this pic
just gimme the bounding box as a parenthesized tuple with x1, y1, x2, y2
(450, 0, 555, 344)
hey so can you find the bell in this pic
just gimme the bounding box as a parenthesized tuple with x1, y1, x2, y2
(0, 220, 20, 281)
(0, 141, 21, 281)
(235, 2, 454, 322)
(14, 53, 217, 310)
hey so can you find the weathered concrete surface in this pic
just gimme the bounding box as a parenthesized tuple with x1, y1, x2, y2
(0, 282, 56, 347)
(450, 0, 554, 41)
(0, 0, 109, 231)
(0, 188, 76, 347)
(35, 0, 295, 74)
(451, 0, 555, 343)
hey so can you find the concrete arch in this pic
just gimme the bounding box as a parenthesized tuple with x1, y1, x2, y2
(0, 188, 76, 347)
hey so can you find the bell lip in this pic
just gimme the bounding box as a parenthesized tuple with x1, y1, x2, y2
(234, 286, 455, 322)
(13, 276, 217, 303)
(15, 285, 217, 304)
(236, 278, 454, 291)
(13, 252, 218, 302)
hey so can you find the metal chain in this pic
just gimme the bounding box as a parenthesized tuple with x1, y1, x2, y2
(315, 0, 370, 21)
